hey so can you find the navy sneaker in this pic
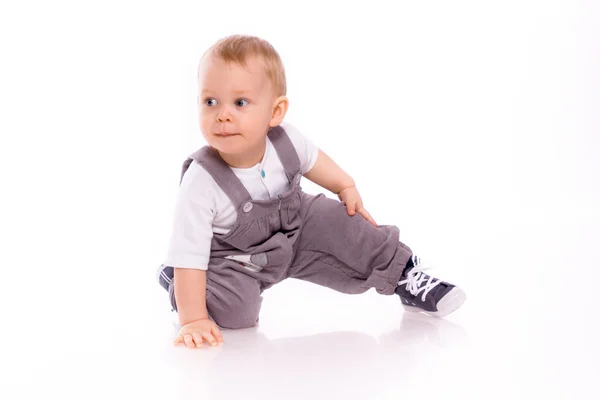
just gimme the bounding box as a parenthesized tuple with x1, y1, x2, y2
(395, 255, 466, 317)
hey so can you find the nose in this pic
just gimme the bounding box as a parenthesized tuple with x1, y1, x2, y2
(216, 106, 233, 123)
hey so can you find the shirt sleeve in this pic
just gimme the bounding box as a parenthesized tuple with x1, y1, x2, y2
(280, 121, 319, 174)
(162, 161, 215, 271)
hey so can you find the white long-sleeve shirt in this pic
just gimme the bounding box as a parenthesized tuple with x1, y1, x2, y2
(163, 121, 319, 271)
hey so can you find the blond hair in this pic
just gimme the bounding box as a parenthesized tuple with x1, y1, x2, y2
(202, 34, 287, 96)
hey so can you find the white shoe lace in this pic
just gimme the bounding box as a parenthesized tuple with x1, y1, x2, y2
(398, 262, 442, 302)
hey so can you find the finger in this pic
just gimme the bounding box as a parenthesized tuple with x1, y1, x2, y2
(173, 335, 183, 346)
(212, 326, 224, 343)
(184, 334, 195, 349)
(368, 215, 377, 226)
(347, 201, 356, 215)
(192, 333, 205, 348)
(359, 208, 377, 226)
(369, 216, 377, 226)
(202, 332, 218, 346)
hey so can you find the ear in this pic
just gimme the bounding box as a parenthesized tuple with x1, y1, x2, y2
(269, 96, 289, 127)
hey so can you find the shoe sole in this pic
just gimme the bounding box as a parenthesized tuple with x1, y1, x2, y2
(402, 287, 467, 318)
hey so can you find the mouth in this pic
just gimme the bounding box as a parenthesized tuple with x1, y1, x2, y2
(215, 132, 240, 137)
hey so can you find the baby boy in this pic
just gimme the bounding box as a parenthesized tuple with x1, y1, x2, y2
(157, 35, 466, 349)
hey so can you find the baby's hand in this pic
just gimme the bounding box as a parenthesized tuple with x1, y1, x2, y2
(174, 318, 224, 349)
(337, 186, 377, 227)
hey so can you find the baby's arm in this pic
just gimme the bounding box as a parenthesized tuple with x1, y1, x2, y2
(173, 268, 223, 348)
(304, 149, 377, 226)
(281, 121, 355, 193)
(282, 121, 376, 225)
(165, 162, 223, 347)
(303, 149, 355, 194)
(174, 268, 209, 324)
(164, 161, 215, 324)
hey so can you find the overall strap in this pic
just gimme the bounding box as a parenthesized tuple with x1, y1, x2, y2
(267, 125, 301, 183)
(181, 146, 252, 207)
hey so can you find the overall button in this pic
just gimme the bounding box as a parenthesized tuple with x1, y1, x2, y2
(243, 202, 253, 213)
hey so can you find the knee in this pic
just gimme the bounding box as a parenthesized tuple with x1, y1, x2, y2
(207, 295, 262, 329)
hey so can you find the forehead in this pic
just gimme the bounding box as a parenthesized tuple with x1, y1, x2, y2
(198, 55, 269, 94)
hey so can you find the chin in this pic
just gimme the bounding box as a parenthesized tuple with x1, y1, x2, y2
(208, 140, 244, 155)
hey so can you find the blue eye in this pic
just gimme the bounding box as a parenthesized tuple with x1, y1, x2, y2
(206, 98, 217, 106)
(236, 99, 249, 107)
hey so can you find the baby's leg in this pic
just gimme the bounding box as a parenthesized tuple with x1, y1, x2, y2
(204, 260, 264, 329)
(288, 193, 412, 296)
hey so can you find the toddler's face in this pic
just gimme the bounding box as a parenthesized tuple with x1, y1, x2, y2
(197, 55, 277, 157)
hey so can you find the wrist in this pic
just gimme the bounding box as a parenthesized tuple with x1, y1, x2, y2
(335, 182, 355, 194)
(179, 313, 210, 326)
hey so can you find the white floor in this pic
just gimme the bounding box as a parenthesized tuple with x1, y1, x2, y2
(2, 1, 599, 398)
(2, 211, 599, 399)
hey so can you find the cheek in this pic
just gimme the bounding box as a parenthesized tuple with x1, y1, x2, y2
(243, 108, 271, 129)
(199, 111, 213, 129)
(241, 121, 266, 140)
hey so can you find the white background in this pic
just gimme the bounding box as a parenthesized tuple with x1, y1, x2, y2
(1, 0, 598, 399)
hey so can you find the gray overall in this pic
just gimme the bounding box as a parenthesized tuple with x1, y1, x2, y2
(157, 126, 413, 329)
